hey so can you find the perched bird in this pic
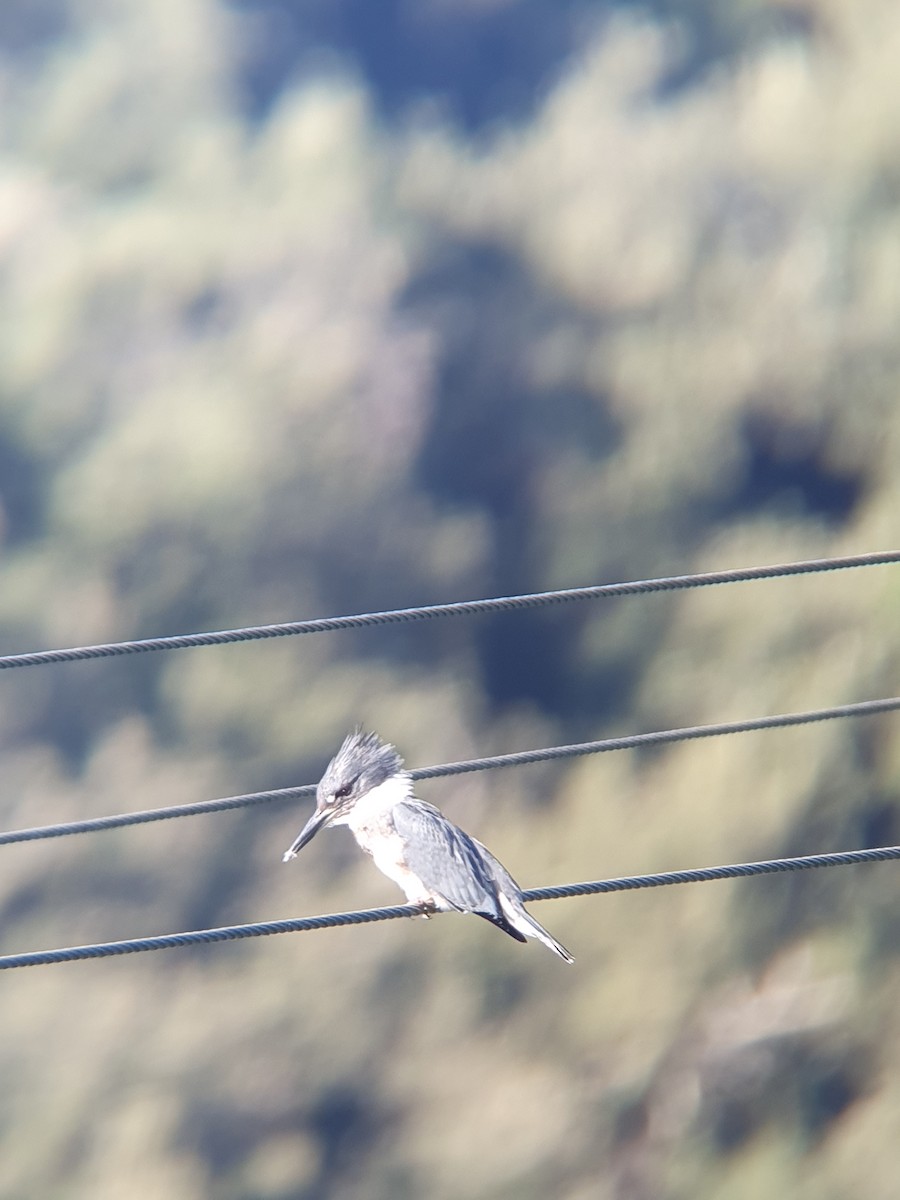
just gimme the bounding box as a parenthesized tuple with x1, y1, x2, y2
(283, 729, 573, 963)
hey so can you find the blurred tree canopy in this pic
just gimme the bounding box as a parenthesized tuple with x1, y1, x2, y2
(1, 1, 899, 1197)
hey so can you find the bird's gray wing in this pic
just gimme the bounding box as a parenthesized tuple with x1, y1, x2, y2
(472, 839, 523, 896)
(392, 802, 500, 915)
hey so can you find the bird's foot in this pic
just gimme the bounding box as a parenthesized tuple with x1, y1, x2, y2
(416, 900, 438, 921)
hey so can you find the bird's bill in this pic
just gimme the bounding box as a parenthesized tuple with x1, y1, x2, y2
(282, 808, 329, 861)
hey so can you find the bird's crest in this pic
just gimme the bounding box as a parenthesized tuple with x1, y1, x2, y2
(320, 728, 407, 799)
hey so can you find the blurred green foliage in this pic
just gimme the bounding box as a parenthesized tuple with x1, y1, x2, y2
(1, 1, 899, 1197)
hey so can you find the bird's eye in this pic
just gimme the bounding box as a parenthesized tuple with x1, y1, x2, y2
(334, 782, 353, 800)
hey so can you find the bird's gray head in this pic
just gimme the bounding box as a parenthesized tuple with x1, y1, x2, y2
(317, 729, 405, 812)
(282, 730, 406, 861)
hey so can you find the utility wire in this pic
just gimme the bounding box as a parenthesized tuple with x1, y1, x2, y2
(2, 842, 898, 970)
(0, 550, 897, 671)
(0, 784, 317, 847)
(2, 694, 899, 848)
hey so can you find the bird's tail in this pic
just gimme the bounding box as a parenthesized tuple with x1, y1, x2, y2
(499, 896, 574, 963)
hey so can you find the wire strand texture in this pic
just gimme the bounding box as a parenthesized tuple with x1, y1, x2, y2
(2, 843, 898, 970)
(0, 550, 897, 670)
(2, 694, 899, 847)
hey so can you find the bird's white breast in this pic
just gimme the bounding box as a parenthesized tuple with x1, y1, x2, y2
(339, 775, 413, 832)
(334, 775, 443, 907)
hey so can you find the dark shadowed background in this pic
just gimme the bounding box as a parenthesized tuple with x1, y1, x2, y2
(1, 1, 899, 1197)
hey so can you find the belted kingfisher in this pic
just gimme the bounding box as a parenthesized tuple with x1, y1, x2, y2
(283, 729, 573, 962)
